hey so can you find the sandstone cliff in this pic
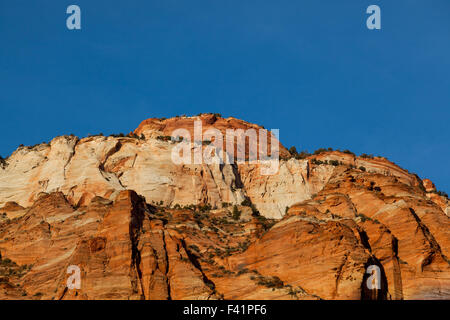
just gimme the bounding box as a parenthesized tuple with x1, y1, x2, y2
(0, 114, 448, 300)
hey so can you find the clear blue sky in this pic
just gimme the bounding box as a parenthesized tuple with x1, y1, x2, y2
(0, 1, 449, 192)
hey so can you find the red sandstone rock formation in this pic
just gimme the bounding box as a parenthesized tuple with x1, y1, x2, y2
(0, 115, 448, 300)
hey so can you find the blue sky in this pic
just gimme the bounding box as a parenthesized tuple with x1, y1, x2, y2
(0, 1, 449, 192)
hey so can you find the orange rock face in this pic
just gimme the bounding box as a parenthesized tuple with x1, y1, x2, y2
(134, 114, 290, 160)
(0, 115, 449, 300)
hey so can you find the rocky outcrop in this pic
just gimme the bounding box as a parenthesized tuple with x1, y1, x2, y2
(0, 135, 246, 210)
(286, 165, 450, 299)
(0, 115, 449, 300)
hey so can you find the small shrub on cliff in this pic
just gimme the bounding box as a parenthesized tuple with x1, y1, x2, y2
(255, 215, 276, 231)
(436, 190, 449, 199)
(295, 150, 311, 160)
(88, 133, 103, 138)
(255, 275, 284, 289)
(356, 213, 372, 222)
(313, 148, 329, 155)
(0, 156, 6, 167)
(237, 268, 250, 276)
(211, 273, 223, 278)
(238, 240, 250, 252)
(197, 112, 222, 118)
(221, 202, 230, 208)
(198, 204, 212, 212)
(188, 244, 200, 253)
(359, 166, 366, 172)
(172, 136, 185, 143)
(288, 146, 298, 156)
(232, 205, 241, 221)
(109, 133, 125, 138)
(156, 135, 172, 142)
(360, 153, 374, 159)
(248, 204, 260, 216)
(329, 160, 340, 166)
(127, 133, 141, 139)
(0, 258, 14, 266)
(342, 149, 355, 156)
(287, 287, 296, 296)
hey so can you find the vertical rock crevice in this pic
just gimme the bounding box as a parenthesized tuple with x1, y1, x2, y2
(161, 229, 172, 300)
(180, 238, 216, 299)
(128, 193, 146, 299)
